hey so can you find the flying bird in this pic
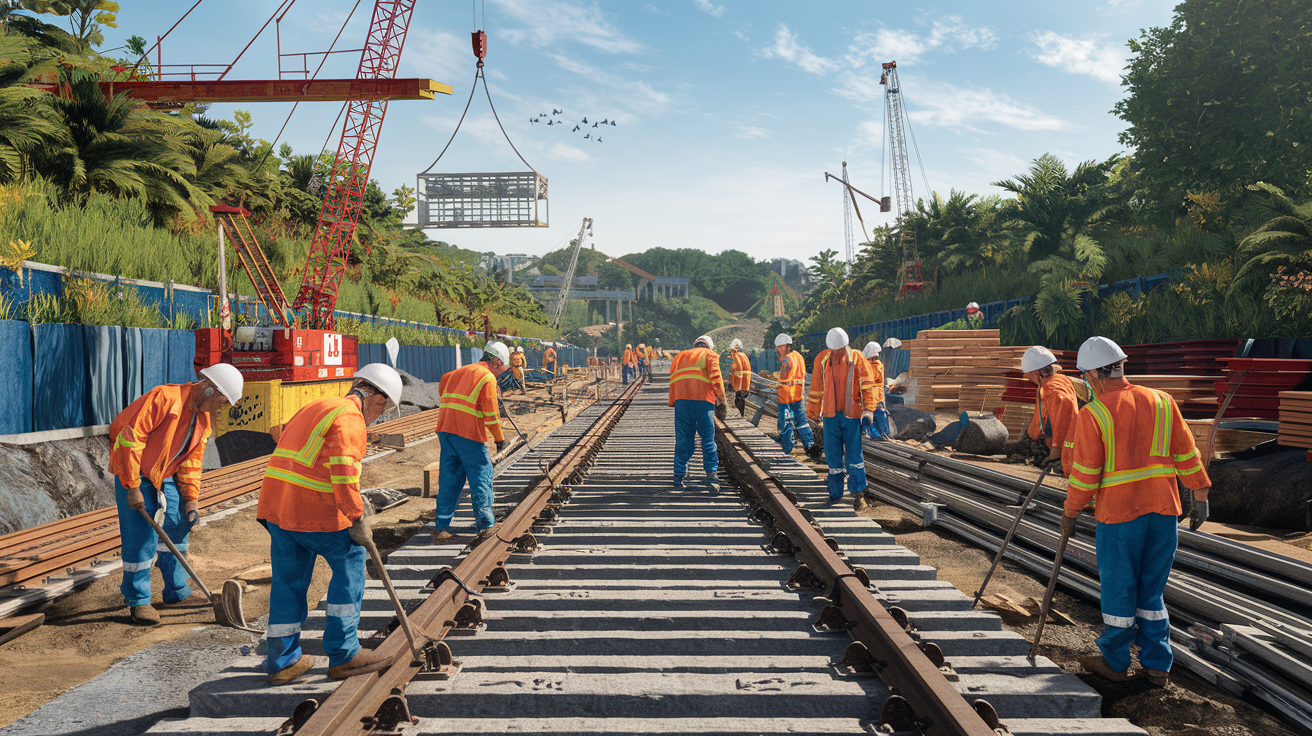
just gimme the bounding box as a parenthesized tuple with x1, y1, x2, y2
(601, 118, 609, 125)
(596, 137, 602, 143)
(592, 122, 599, 128)
(547, 120, 554, 126)
(583, 134, 591, 140)
(610, 120, 617, 126)
(572, 125, 580, 132)
(530, 118, 538, 124)
(581, 117, 588, 124)
(552, 108, 563, 115)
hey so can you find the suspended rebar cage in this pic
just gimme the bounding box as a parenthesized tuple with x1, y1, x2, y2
(417, 171, 548, 228)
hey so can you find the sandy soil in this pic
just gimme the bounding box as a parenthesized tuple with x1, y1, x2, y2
(0, 374, 605, 728)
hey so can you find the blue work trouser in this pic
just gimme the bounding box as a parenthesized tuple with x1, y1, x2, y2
(823, 413, 868, 499)
(622, 365, 633, 385)
(115, 476, 191, 607)
(776, 400, 815, 454)
(866, 402, 892, 440)
(434, 432, 496, 532)
(1095, 512, 1177, 673)
(264, 522, 366, 673)
(673, 399, 717, 479)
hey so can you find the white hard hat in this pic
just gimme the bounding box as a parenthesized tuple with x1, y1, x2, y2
(484, 341, 511, 364)
(863, 341, 881, 358)
(626, 343, 632, 348)
(199, 363, 244, 406)
(966, 301, 980, 312)
(774, 333, 793, 347)
(694, 335, 714, 350)
(516, 345, 524, 353)
(1076, 336, 1128, 372)
(354, 363, 403, 409)
(826, 327, 849, 351)
(1021, 346, 1059, 373)
(730, 338, 743, 350)
(883, 337, 902, 349)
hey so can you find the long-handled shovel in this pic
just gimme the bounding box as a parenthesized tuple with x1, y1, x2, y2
(973, 462, 1056, 608)
(137, 508, 261, 634)
(1029, 509, 1082, 658)
(356, 529, 425, 663)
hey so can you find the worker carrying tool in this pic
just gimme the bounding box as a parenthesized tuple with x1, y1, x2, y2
(541, 342, 558, 379)
(636, 342, 648, 375)
(1020, 346, 1089, 475)
(509, 345, 527, 394)
(257, 362, 403, 685)
(622, 343, 636, 386)
(669, 335, 726, 492)
(1064, 336, 1211, 688)
(110, 363, 243, 626)
(807, 328, 878, 510)
(861, 341, 891, 439)
(774, 333, 818, 459)
(728, 338, 752, 417)
(432, 341, 511, 543)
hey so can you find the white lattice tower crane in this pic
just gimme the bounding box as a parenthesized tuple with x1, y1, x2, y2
(550, 217, 593, 332)
(881, 60, 926, 297)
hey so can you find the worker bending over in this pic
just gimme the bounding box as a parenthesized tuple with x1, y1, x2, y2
(808, 328, 877, 510)
(1022, 346, 1088, 474)
(541, 342, 558, 379)
(774, 333, 818, 459)
(509, 345, 527, 394)
(258, 363, 403, 685)
(1064, 337, 1211, 687)
(861, 341, 891, 439)
(110, 364, 243, 625)
(433, 341, 510, 542)
(669, 335, 726, 492)
(728, 338, 752, 417)
(622, 343, 636, 385)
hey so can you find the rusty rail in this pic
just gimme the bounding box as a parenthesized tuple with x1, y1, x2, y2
(290, 375, 646, 735)
(714, 417, 999, 736)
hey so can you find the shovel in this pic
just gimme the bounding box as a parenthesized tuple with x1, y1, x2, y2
(1029, 508, 1083, 658)
(137, 508, 262, 634)
(973, 462, 1056, 608)
(356, 528, 425, 663)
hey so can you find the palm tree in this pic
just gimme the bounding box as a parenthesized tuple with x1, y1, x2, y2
(0, 34, 68, 183)
(993, 153, 1111, 262)
(181, 122, 249, 206)
(1233, 182, 1312, 284)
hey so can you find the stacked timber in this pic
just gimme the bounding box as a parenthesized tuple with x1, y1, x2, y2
(1124, 339, 1239, 376)
(1278, 391, 1312, 453)
(1218, 358, 1312, 420)
(905, 329, 1004, 413)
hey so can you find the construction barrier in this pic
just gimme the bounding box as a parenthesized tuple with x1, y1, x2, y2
(0, 261, 213, 326)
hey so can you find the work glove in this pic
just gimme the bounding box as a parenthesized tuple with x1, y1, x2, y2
(125, 485, 146, 511)
(495, 439, 508, 453)
(348, 515, 373, 547)
(861, 410, 874, 428)
(1190, 499, 1209, 531)
(184, 499, 199, 528)
(734, 391, 748, 416)
(1060, 513, 1078, 537)
(715, 401, 727, 420)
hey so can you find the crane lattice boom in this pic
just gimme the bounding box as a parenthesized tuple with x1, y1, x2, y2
(550, 218, 593, 332)
(881, 61, 926, 298)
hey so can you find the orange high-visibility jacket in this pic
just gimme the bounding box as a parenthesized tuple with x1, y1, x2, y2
(1027, 373, 1082, 465)
(542, 347, 557, 366)
(257, 395, 366, 533)
(863, 354, 886, 407)
(109, 383, 212, 501)
(777, 351, 807, 404)
(729, 351, 753, 392)
(646, 347, 655, 362)
(435, 363, 505, 443)
(623, 348, 636, 367)
(668, 347, 725, 406)
(807, 348, 877, 421)
(1065, 381, 1210, 524)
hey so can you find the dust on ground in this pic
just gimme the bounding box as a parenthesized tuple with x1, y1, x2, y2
(0, 374, 606, 728)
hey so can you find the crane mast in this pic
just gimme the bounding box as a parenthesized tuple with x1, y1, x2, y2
(550, 218, 593, 332)
(841, 162, 855, 267)
(881, 61, 925, 297)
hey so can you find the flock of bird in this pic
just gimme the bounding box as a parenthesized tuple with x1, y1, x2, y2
(530, 108, 616, 143)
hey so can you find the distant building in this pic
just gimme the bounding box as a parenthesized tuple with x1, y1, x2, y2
(480, 252, 537, 282)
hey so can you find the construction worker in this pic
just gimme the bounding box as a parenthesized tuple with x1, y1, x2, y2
(509, 346, 527, 394)
(861, 341, 891, 439)
(258, 363, 403, 685)
(728, 338, 752, 417)
(1022, 346, 1089, 474)
(669, 335, 726, 491)
(1064, 336, 1211, 688)
(110, 363, 244, 625)
(645, 343, 656, 368)
(636, 343, 648, 375)
(966, 301, 983, 325)
(622, 343, 636, 385)
(807, 328, 877, 509)
(432, 341, 510, 542)
(541, 342, 558, 379)
(774, 333, 818, 459)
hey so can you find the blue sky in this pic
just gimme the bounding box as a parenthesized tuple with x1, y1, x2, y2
(101, 0, 1178, 263)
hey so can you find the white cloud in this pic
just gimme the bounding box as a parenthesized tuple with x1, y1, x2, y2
(400, 28, 469, 84)
(547, 142, 591, 162)
(693, 0, 726, 18)
(546, 54, 674, 117)
(909, 81, 1067, 132)
(758, 23, 836, 75)
(850, 16, 996, 65)
(1032, 31, 1127, 85)
(491, 0, 642, 54)
(643, 4, 663, 13)
(736, 126, 771, 140)
(962, 147, 1030, 178)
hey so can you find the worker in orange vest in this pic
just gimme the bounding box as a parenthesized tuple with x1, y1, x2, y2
(541, 342, 558, 379)
(669, 335, 726, 491)
(807, 328, 877, 510)
(1022, 345, 1090, 474)
(728, 338, 753, 416)
(645, 343, 656, 367)
(258, 363, 403, 685)
(509, 345, 527, 394)
(622, 343, 637, 385)
(109, 363, 243, 625)
(861, 341, 891, 439)
(636, 342, 648, 375)
(1064, 337, 1211, 688)
(433, 341, 510, 543)
(774, 333, 817, 458)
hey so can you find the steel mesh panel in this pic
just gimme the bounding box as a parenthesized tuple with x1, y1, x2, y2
(418, 172, 547, 228)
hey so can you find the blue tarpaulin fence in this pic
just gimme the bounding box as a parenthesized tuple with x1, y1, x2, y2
(0, 261, 214, 327)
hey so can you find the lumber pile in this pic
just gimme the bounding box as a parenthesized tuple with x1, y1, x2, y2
(1124, 339, 1239, 376)
(1278, 391, 1312, 453)
(1217, 358, 1312, 420)
(905, 330, 1013, 414)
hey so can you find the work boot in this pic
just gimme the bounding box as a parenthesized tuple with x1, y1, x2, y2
(130, 605, 161, 626)
(432, 529, 466, 544)
(329, 649, 395, 680)
(672, 477, 685, 490)
(159, 593, 211, 609)
(267, 655, 316, 685)
(805, 445, 823, 461)
(1078, 654, 1134, 682)
(853, 494, 869, 512)
(704, 478, 720, 495)
(1146, 669, 1170, 687)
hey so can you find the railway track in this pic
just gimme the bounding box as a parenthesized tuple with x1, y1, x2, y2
(138, 369, 1144, 736)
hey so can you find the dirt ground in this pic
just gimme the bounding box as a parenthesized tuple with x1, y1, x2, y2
(0, 374, 605, 728)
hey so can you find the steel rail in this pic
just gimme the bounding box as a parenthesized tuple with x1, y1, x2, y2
(291, 376, 646, 736)
(714, 416, 997, 736)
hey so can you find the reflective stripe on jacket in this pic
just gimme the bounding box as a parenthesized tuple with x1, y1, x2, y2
(435, 363, 505, 443)
(1065, 382, 1210, 523)
(668, 347, 725, 406)
(807, 348, 876, 420)
(1026, 373, 1082, 475)
(109, 383, 212, 501)
(257, 395, 366, 533)
(777, 351, 807, 404)
(729, 352, 753, 392)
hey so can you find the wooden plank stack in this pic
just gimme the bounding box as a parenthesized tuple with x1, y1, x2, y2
(1217, 358, 1312, 420)
(1278, 391, 1312, 454)
(905, 330, 1004, 413)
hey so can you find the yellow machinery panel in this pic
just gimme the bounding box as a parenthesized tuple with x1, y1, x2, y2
(217, 379, 353, 436)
